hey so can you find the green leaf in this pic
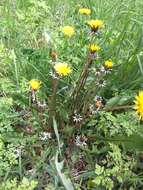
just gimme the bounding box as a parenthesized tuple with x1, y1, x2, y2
(92, 176, 102, 186)
(55, 153, 74, 190)
(121, 135, 143, 151)
(107, 135, 143, 151)
(53, 117, 61, 154)
(95, 164, 104, 175)
(117, 96, 131, 105)
(105, 97, 120, 109)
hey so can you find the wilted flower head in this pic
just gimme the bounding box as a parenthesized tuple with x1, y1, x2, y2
(94, 66, 105, 76)
(73, 113, 83, 123)
(50, 51, 58, 62)
(95, 96, 103, 109)
(104, 60, 113, 68)
(134, 91, 143, 120)
(54, 62, 72, 76)
(29, 79, 41, 91)
(89, 96, 103, 115)
(89, 44, 101, 53)
(49, 71, 59, 79)
(62, 26, 75, 37)
(12, 145, 24, 158)
(79, 8, 91, 15)
(88, 19, 104, 32)
(75, 135, 87, 147)
(89, 104, 98, 115)
(39, 132, 51, 141)
(13, 148, 21, 158)
(96, 80, 106, 87)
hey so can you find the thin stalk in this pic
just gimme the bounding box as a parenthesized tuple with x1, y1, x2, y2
(73, 57, 93, 108)
(48, 77, 59, 128)
(80, 104, 133, 127)
(70, 34, 95, 116)
(19, 150, 22, 179)
(12, 49, 19, 88)
(104, 104, 133, 112)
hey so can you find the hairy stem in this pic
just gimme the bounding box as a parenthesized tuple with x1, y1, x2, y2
(48, 78, 59, 128)
(104, 104, 133, 112)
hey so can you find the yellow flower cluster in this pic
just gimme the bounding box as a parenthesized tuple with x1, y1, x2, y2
(29, 79, 41, 91)
(54, 62, 72, 76)
(62, 9, 104, 37)
(88, 19, 104, 32)
(79, 8, 91, 15)
(29, 9, 105, 83)
(104, 60, 113, 68)
(134, 91, 143, 120)
(62, 26, 75, 37)
(89, 44, 101, 53)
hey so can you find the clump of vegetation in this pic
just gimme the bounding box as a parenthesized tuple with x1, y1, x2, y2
(0, 0, 143, 189)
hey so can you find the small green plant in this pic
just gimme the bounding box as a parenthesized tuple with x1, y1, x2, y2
(0, 178, 38, 190)
(87, 143, 137, 190)
(0, 137, 19, 177)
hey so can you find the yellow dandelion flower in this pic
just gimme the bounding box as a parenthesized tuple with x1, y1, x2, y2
(88, 19, 104, 32)
(134, 91, 143, 120)
(89, 44, 101, 53)
(29, 79, 41, 90)
(54, 62, 72, 76)
(62, 26, 75, 37)
(79, 8, 91, 15)
(104, 60, 113, 68)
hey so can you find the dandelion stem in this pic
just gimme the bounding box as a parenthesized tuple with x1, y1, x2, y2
(70, 34, 95, 117)
(48, 78, 59, 128)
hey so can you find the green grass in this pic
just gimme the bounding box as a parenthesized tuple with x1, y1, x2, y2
(1, 0, 143, 92)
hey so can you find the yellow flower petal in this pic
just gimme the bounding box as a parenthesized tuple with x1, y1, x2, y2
(29, 79, 41, 90)
(62, 26, 75, 37)
(79, 8, 91, 15)
(104, 60, 113, 68)
(88, 19, 104, 32)
(89, 44, 101, 53)
(134, 91, 143, 120)
(54, 62, 72, 76)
